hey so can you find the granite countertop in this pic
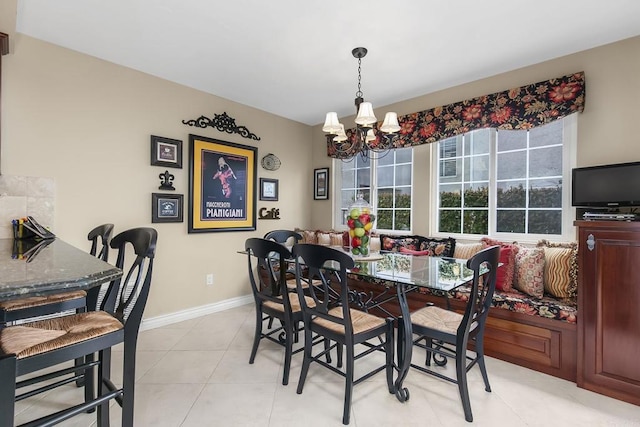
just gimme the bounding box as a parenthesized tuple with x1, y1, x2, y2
(0, 238, 122, 301)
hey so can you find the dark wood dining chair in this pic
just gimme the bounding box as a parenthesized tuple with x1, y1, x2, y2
(292, 244, 394, 425)
(263, 229, 303, 246)
(0, 227, 157, 427)
(0, 223, 114, 328)
(409, 245, 500, 422)
(245, 237, 324, 386)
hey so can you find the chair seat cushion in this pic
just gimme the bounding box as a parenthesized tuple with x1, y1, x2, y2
(411, 306, 463, 335)
(285, 278, 322, 290)
(0, 290, 87, 312)
(314, 307, 386, 335)
(0, 311, 123, 359)
(263, 293, 316, 313)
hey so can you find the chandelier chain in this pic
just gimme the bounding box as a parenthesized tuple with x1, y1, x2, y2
(356, 57, 363, 99)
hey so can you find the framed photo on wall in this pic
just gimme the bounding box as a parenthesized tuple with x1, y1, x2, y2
(314, 167, 329, 200)
(259, 178, 278, 201)
(151, 135, 183, 168)
(188, 134, 257, 233)
(151, 193, 183, 223)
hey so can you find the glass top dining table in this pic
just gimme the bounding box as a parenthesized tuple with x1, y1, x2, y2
(284, 248, 479, 403)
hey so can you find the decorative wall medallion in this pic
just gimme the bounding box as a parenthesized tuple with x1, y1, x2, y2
(261, 153, 281, 171)
(182, 112, 261, 141)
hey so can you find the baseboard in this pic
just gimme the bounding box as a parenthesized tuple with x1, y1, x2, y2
(140, 294, 253, 331)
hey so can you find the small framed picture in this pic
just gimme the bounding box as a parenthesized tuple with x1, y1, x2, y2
(151, 135, 183, 168)
(152, 193, 184, 223)
(314, 168, 329, 200)
(260, 178, 279, 201)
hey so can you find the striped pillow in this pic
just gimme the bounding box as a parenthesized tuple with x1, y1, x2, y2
(454, 242, 483, 259)
(537, 240, 578, 299)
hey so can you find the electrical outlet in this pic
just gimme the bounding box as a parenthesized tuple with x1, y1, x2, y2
(206, 273, 214, 286)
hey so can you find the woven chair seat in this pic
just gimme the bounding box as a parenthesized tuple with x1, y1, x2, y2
(314, 307, 386, 335)
(263, 293, 316, 313)
(0, 311, 122, 359)
(285, 277, 323, 290)
(411, 305, 463, 335)
(0, 290, 87, 312)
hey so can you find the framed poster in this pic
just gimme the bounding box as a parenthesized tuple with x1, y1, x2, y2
(188, 134, 257, 233)
(259, 178, 278, 201)
(314, 167, 329, 200)
(152, 193, 183, 223)
(151, 135, 183, 168)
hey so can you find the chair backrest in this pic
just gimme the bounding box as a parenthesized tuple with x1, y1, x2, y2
(88, 223, 115, 262)
(292, 244, 355, 335)
(264, 230, 303, 246)
(101, 227, 157, 335)
(459, 245, 500, 340)
(245, 237, 293, 310)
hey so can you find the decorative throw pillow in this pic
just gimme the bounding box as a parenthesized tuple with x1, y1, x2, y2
(317, 232, 331, 246)
(380, 235, 420, 252)
(418, 237, 456, 257)
(296, 229, 317, 244)
(536, 240, 578, 299)
(329, 232, 344, 247)
(481, 237, 519, 291)
(513, 246, 545, 299)
(370, 236, 381, 252)
(453, 242, 483, 259)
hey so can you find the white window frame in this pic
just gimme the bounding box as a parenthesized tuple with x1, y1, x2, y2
(333, 149, 414, 233)
(430, 114, 577, 243)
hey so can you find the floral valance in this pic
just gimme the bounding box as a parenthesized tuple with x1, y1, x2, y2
(328, 72, 585, 158)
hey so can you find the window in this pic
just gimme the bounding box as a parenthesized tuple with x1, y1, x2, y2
(433, 116, 576, 241)
(439, 139, 459, 178)
(336, 147, 413, 232)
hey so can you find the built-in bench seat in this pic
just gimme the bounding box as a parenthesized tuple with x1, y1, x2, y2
(294, 228, 578, 381)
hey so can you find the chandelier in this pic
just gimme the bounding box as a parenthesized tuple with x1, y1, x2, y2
(322, 47, 401, 160)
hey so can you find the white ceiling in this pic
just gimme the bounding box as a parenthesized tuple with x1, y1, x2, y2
(15, 0, 640, 126)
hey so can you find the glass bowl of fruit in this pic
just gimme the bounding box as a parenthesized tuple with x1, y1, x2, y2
(346, 194, 376, 258)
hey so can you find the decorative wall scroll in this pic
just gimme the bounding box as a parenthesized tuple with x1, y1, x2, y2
(188, 134, 257, 233)
(182, 112, 261, 141)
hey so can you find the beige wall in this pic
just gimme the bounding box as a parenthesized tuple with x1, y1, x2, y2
(1, 1, 313, 318)
(311, 35, 640, 235)
(2, 0, 640, 318)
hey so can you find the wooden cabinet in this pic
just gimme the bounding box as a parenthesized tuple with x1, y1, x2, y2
(575, 220, 640, 406)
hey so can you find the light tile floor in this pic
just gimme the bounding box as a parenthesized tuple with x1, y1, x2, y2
(14, 304, 640, 426)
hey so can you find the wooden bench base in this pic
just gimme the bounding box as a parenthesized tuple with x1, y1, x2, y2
(348, 278, 577, 382)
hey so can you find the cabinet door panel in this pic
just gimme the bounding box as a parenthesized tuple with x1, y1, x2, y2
(577, 221, 640, 406)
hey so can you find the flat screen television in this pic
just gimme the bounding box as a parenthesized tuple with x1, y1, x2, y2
(572, 161, 640, 207)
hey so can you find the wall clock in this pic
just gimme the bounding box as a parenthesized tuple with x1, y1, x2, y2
(261, 153, 281, 171)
